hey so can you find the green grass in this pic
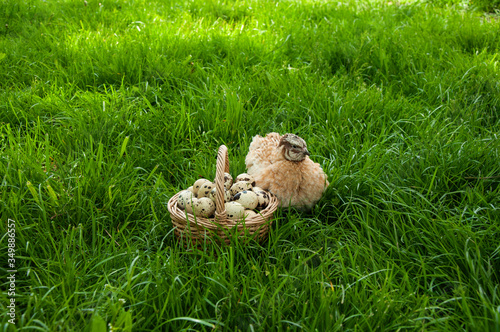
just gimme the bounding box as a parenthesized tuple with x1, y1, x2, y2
(1, 0, 499, 330)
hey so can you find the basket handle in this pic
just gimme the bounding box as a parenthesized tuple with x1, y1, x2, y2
(214, 145, 230, 222)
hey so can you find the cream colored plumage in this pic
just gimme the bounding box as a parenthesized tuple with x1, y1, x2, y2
(245, 133, 329, 210)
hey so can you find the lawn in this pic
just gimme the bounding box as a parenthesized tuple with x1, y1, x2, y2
(1, 0, 499, 331)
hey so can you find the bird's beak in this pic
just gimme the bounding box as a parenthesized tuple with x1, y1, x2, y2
(304, 149, 310, 156)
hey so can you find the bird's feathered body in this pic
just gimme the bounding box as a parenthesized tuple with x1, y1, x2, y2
(245, 133, 329, 210)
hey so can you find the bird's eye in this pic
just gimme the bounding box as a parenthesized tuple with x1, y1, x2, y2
(291, 145, 298, 149)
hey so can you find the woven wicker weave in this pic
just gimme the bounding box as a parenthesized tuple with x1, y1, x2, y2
(167, 145, 279, 245)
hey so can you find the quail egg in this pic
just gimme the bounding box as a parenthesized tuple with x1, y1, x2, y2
(185, 197, 198, 214)
(215, 172, 233, 190)
(187, 186, 195, 194)
(192, 197, 216, 218)
(177, 190, 195, 209)
(208, 187, 231, 203)
(232, 190, 258, 210)
(193, 179, 209, 195)
(197, 181, 215, 198)
(235, 173, 256, 186)
(224, 172, 234, 190)
(230, 181, 253, 196)
(213, 173, 233, 191)
(244, 209, 258, 219)
(224, 201, 246, 219)
(252, 186, 265, 193)
(254, 190, 270, 210)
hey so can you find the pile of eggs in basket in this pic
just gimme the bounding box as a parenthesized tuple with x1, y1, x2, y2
(176, 173, 271, 220)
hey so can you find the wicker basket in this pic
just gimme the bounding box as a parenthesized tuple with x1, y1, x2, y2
(167, 145, 279, 245)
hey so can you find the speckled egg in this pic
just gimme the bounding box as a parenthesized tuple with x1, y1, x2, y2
(192, 179, 209, 195)
(197, 181, 215, 198)
(252, 186, 265, 193)
(244, 210, 258, 219)
(208, 187, 231, 203)
(230, 181, 253, 196)
(192, 197, 216, 218)
(187, 186, 195, 194)
(224, 201, 246, 219)
(177, 190, 195, 209)
(254, 190, 270, 210)
(232, 190, 258, 210)
(213, 172, 234, 191)
(223, 172, 234, 190)
(185, 197, 198, 214)
(235, 173, 256, 186)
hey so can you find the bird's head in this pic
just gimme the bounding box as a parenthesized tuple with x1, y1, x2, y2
(278, 134, 310, 162)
